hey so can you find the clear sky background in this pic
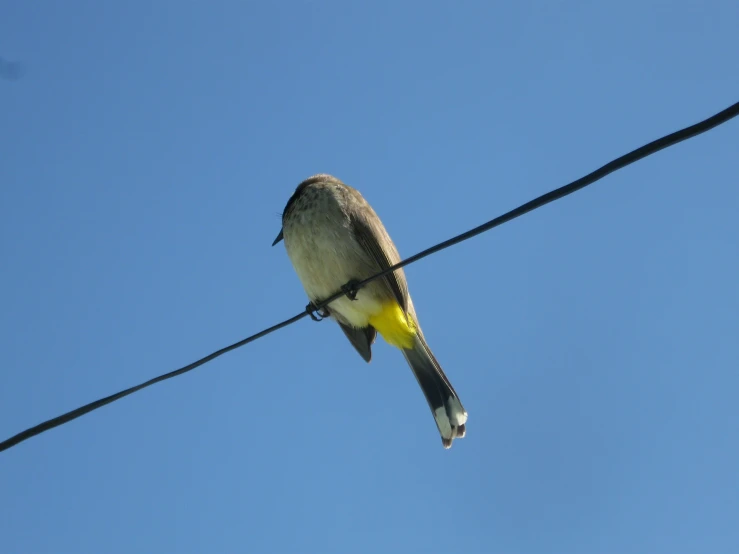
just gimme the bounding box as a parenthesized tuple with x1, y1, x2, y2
(1, 2, 738, 553)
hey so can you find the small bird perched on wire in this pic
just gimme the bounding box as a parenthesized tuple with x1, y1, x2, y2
(273, 174, 467, 448)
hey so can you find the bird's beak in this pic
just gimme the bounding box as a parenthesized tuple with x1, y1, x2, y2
(272, 228, 284, 246)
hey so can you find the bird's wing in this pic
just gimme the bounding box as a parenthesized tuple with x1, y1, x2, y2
(349, 205, 409, 313)
(338, 322, 376, 363)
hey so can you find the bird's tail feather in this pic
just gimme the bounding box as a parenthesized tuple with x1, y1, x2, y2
(402, 334, 467, 448)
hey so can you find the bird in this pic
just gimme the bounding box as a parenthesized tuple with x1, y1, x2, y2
(273, 174, 467, 448)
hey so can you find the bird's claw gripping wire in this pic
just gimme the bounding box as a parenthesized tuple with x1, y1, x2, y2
(306, 302, 330, 321)
(307, 279, 359, 322)
(342, 280, 360, 301)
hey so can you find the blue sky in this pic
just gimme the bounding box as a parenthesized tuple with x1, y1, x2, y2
(1, 2, 738, 553)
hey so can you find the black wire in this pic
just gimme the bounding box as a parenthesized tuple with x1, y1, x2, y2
(328, 100, 739, 300)
(1, 100, 737, 454)
(0, 312, 308, 453)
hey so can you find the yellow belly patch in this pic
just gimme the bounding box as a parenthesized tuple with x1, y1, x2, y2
(368, 301, 417, 349)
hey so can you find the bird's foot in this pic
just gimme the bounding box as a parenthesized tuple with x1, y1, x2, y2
(306, 302, 330, 321)
(341, 279, 360, 301)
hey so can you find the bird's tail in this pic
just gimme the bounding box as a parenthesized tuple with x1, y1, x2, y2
(402, 334, 467, 448)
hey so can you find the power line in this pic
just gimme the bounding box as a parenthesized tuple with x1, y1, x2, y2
(2, 100, 738, 454)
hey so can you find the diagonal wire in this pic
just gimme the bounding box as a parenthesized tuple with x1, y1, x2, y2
(1, 100, 738, 454)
